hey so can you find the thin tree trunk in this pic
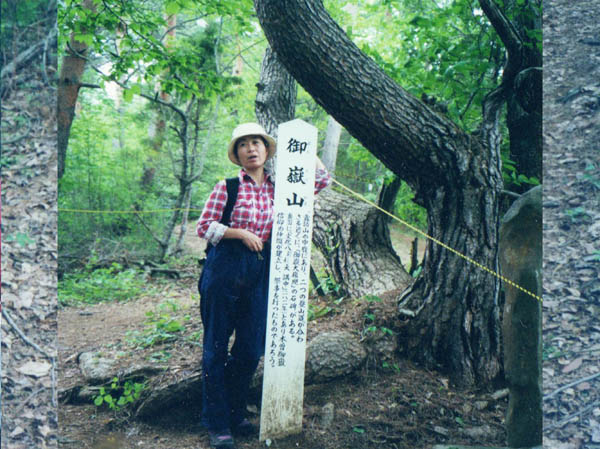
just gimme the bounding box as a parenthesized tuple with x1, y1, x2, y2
(377, 175, 402, 221)
(321, 116, 341, 174)
(142, 14, 177, 190)
(57, 0, 95, 179)
(255, 46, 297, 174)
(173, 96, 220, 254)
(173, 188, 193, 256)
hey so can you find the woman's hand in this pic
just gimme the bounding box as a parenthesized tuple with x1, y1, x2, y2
(223, 228, 263, 252)
(240, 229, 263, 252)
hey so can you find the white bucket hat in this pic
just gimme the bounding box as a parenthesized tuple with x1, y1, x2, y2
(227, 122, 277, 166)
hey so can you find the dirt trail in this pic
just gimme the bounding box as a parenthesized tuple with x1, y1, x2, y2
(57, 221, 504, 449)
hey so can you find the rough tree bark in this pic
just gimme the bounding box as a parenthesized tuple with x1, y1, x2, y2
(313, 188, 413, 297)
(57, 0, 96, 180)
(377, 175, 403, 220)
(255, 0, 505, 386)
(255, 47, 412, 298)
(491, 0, 542, 190)
(255, 47, 297, 140)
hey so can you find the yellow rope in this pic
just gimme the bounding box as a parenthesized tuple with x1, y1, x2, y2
(330, 178, 542, 303)
(59, 178, 541, 302)
(59, 208, 204, 214)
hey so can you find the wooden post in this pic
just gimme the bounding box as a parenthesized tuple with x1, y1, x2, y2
(259, 119, 318, 441)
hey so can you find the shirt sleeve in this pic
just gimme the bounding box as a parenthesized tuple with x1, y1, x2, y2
(196, 180, 229, 246)
(314, 167, 332, 194)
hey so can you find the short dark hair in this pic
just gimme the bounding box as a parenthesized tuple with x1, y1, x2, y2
(233, 135, 269, 161)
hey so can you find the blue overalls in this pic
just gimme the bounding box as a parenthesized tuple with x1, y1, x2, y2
(199, 239, 270, 432)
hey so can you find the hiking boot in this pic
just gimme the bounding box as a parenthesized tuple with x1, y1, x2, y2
(208, 430, 235, 448)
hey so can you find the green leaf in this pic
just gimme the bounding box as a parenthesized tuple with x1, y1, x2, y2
(73, 33, 93, 46)
(130, 84, 142, 96)
(123, 88, 134, 102)
(353, 426, 366, 434)
(94, 396, 104, 406)
(165, 1, 181, 16)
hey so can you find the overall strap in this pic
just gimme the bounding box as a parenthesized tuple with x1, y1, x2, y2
(220, 177, 240, 226)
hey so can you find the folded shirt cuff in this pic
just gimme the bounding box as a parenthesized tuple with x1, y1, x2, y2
(205, 221, 227, 246)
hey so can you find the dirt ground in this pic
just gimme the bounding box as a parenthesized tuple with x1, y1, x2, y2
(542, 0, 600, 447)
(1, 34, 59, 449)
(56, 228, 507, 449)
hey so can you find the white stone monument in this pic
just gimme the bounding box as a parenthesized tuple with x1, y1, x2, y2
(259, 119, 318, 441)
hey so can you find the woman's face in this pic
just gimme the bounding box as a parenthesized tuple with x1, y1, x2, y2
(236, 135, 268, 170)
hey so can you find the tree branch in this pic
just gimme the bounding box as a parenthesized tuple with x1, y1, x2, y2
(254, 0, 470, 188)
(478, 0, 522, 55)
(132, 211, 165, 248)
(1, 27, 57, 79)
(160, 16, 209, 42)
(544, 372, 600, 401)
(478, 0, 522, 81)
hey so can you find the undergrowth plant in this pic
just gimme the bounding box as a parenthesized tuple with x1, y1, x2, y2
(93, 377, 146, 412)
(126, 300, 189, 349)
(361, 295, 395, 338)
(58, 261, 149, 306)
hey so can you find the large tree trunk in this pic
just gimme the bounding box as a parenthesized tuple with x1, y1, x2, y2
(255, 47, 412, 299)
(313, 188, 412, 298)
(255, 0, 503, 386)
(57, 0, 96, 179)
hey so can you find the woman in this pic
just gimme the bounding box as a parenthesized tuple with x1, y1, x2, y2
(196, 122, 330, 448)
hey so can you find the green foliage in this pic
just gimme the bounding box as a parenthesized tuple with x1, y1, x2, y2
(307, 303, 333, 321)
(126, 300, 189, 349)
(3, 232, 35, 248)
(363, 294, 382, 304)
(382, 361, 402, 373)
(58, 261, 148, 306)
(315, 271, 343, 297)
(361, 295, 395, 337)
(542, 344, 564, 361)
(411, 265, 423, 278)
(325, 0, 505, 132)
(501, 154, 540, 187)
(580, 163, 600, 190)
(0, 154, 22, 169)
(93, 377, 146, 411)
(59, 0, 252, 100)
(564, 207, 590, 223)
(1, 0, 49, 60)
(58, 5, 257, 268)
(393, 180, 427, 230)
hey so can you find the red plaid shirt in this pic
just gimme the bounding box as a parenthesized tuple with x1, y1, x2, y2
(197, 168, 331, 245)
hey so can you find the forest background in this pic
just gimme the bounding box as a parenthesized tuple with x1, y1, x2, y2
(1, 0, 553, 447)
(54, 0, 539, 286)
